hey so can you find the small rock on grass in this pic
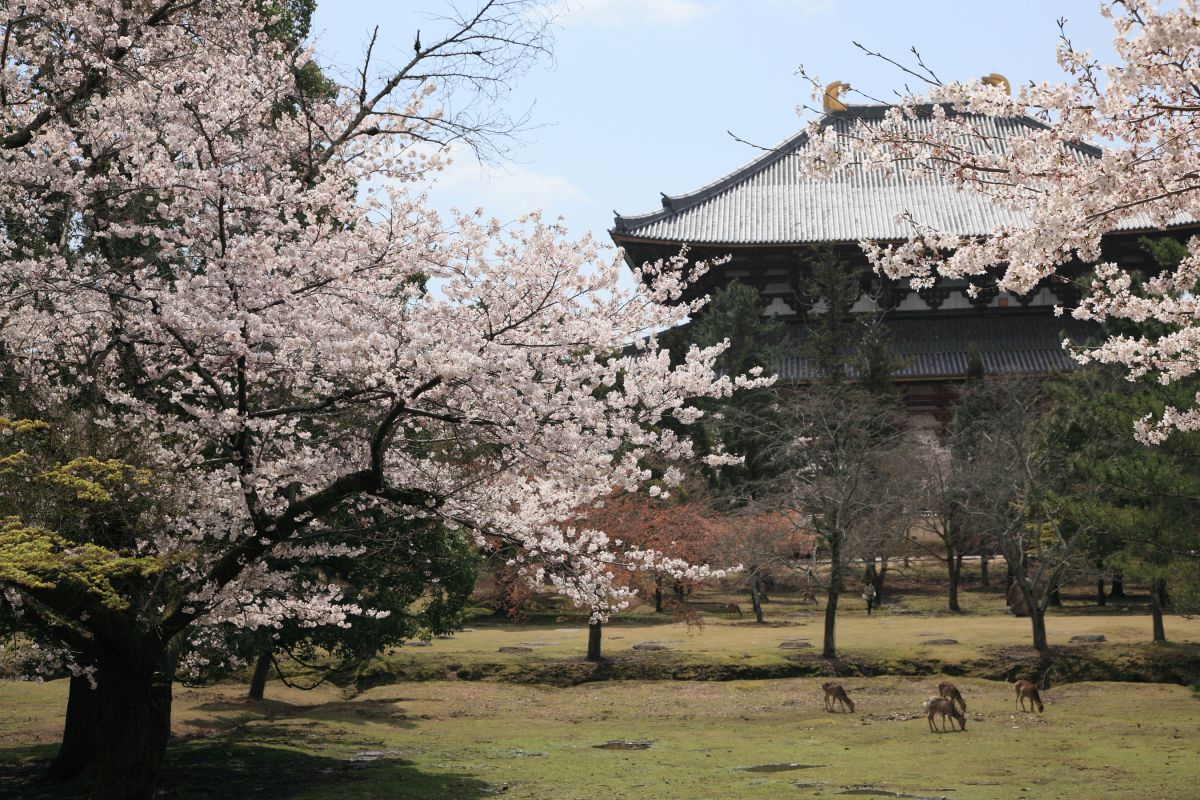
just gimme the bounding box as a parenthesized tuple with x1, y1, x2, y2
(1070, 634, 1106, 642)
(632, 643, 670, 651)
(922, 638, 959, 645)
(778, 640, 812, 649)
(498, 646, 533, 654)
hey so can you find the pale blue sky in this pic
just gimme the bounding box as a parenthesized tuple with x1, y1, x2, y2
(310, 0, 1119, 252)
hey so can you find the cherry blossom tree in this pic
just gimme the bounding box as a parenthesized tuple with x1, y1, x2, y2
(0, 2, 763, 796)
(796, 1, 1200, 443)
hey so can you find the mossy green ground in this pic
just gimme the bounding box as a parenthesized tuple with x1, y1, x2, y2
(3, 579, 1199, 798)
(3, 676, 1199, 799)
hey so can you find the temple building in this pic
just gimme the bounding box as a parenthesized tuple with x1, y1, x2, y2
(610, 88, 1197, 421)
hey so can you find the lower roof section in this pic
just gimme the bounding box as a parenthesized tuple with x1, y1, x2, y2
(775, 313, 1099, 382)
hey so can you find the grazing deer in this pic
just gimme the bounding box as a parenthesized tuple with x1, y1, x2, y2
(937, 681, 967, 713)
(923, 696, 967, 732)
(724, 603, 743, 618)
(1014, 679, 1044, 713)
(799, 591, 819, 606)
(822, 682, 855, 713)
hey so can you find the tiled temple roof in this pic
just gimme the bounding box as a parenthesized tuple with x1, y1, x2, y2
(612, 105, 1190, 246)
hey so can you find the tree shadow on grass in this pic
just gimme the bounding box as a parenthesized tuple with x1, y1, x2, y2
(188, 696, 420, 730)
(0, 741, 491, 800)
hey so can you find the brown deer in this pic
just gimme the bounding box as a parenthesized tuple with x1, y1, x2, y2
(923, 696, 967, 732)
(724, 603, 743, 618)
(937, 681, 966, 713)
(1014, 679, 1044, 713)
(822, 682, 855, 713)
(799, 591, 819, 606)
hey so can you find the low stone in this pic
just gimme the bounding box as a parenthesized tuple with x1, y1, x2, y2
(778, 640, 813, 649)
(498, 646, 533, 654)
(404, 640, 432, 647)
(1070, 634, 1106, 643)
(922, 638, 959, 645)
(632, 643, 670, 651)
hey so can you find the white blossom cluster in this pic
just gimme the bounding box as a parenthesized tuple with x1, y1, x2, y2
(0, 1, 771, 645)
(795, 1, 1200, 442)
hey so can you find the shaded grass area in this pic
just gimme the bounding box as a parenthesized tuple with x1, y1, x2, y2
(3, 677, 1199, 800)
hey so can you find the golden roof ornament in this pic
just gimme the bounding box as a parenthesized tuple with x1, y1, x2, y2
(823, 81, 850, 112)
(981, 73, 1011, 95)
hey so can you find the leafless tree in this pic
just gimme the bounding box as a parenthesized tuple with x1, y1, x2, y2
(956, 378, 1092, 652)
(910, 431, 985, 613)
(731, 386, 910, 657)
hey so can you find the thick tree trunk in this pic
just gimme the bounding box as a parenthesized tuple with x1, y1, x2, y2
(654, 575, 664, 613)
(947, 551, 963, 613)
(1110, 573, 1126, 597)
(822, 587, 839, 659)
(1155, 580, 1169, 610)
(247, 648, 273, 701)
(1096, 578, 1106, 607)
(979, 553, 990, 587)
(1049, 587, 1063, 607)
(823, 537, 843, 659)
(1004, 561, 1015, 595)
(46, 673, 100, 782)
(1150, 579, 1167, 643)
(87, 635, 175, 800)
(1030, 607, 1049, 652)
(672, 581, 685, 602)
(586, 621, 603, 662)
(750, 575, 765, 624)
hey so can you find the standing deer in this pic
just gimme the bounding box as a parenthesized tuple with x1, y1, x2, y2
(923, 696, 967, 732)
(938, 681, 967, 713)
(1014, 679, 1044, 713)
(822, 682, 855, 713)
(799, 591, 819, 606)
(724, 603, 743, 618)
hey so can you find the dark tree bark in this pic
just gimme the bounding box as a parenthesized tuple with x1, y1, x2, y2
(1150, 579, 1167, 643)
(46, 672, 100, 782)
(247, 648, 273, 701)
(653, 575, 664, 613)
(979, 553, 990, 587)
(1110, 573, 1126, 597)
(1096, 578, 1106, 607)
(1049, 587, 1063, 607)
(946, 550, 964, 613)
(586, 621, 603, 662)
(865, 561, 887, 607)
(1155, 580, 1169, 610)
(1030, 607, 1049, 652)
(672, 580, 685, 602)
(1004, 561, 1015, 595)
(750, 574, 765, 625)
(87, 633, 175, 800)
(822, 536, 843, 659)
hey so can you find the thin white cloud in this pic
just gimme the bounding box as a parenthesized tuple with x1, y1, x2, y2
(549, 0, 717, 29)
(430, 143, 590, 220)
(757, 0, 835, 12)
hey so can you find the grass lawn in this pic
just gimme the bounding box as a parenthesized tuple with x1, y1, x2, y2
(3, 579, 1198, 798)
(361, 580, 1200, 685)
(3, 676, 1199, 799)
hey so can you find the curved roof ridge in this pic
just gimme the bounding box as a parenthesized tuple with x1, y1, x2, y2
(611, 104, 1102, 241)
